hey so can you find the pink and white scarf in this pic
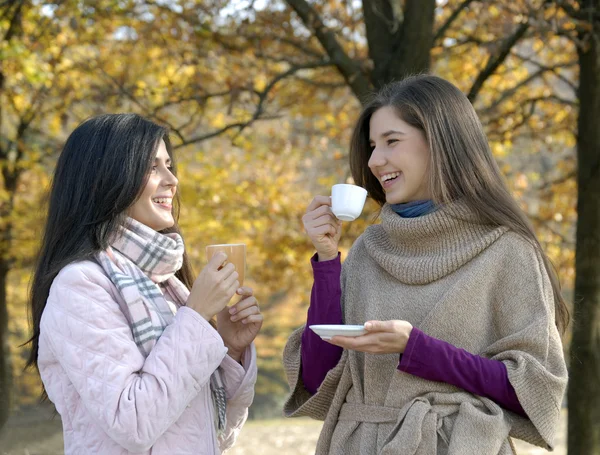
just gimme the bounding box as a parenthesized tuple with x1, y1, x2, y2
(96, 217, 227, 434)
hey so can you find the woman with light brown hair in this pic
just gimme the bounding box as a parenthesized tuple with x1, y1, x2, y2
(284, 75, 568, 454)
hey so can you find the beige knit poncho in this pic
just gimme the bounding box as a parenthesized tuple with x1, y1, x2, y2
(283, 203, 567, 455)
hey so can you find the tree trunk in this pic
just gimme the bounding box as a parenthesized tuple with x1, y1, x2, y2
(0, 1, 25, 431)
(568, 1, 600, 453)
(363, 0, 435, 89)
(0, 260, 11, 429)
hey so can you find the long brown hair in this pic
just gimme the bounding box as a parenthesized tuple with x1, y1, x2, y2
(349, 74, 570, 335)
(27, 114, 196, 382)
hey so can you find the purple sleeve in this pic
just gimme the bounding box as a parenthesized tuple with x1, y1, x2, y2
(399, 328, 526, 416)
(300, 253, 344, 395)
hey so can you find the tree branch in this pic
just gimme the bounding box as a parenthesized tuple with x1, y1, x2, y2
(536, 170, 577, 196)
(285, 0, 372, 101)
(514, 53, 578, 92)
(434, 0, 476, 42)
(178, 60, 334, 147)
(481, 61, 577, 114)
(467, 21, 530, 102)
(234, 32, 325, 59)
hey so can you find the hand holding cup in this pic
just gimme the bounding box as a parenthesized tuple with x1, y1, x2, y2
(187, 252, 239, 321)
(303, 196, 342, 262)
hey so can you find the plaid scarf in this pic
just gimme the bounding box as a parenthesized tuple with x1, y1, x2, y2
(96, 217, 227, 435)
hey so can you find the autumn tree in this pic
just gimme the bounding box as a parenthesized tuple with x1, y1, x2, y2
(0, 0, 110, 427)
(0, 0, 583, 429)
(564, 0, 600, 453)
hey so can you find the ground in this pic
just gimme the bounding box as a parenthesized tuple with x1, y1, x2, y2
(0, 406, 567, 454)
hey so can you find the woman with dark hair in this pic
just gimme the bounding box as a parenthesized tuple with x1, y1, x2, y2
(27, 113, 262, 454)
(283, 75, 568, 454)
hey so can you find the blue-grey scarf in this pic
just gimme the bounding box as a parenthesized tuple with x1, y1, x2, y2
(391, 200, 437, 218)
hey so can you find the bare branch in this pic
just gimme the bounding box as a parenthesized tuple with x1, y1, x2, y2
(468, 21, 530, 102)
(232, 32, 325, 59)
(0, 0, 23, 42)
(536, 170, 576, 196)
(95, 66, 188, 143)
(530, 214, 575, 247)
(434, 0, 476, 42)
(481, 61, 577, 114)
(285, 0, 372, 101)
(556, 0, 600, 20)
(178, 59, 334, 147)
(292, 75, 347, 89)
(515, 52, 578, 90)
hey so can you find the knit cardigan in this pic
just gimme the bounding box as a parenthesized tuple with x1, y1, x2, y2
(283, 203, 567, 455)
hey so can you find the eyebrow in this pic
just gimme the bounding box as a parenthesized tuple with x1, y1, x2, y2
(369, 130, 406, 142)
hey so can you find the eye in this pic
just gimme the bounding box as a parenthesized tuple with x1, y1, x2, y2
(150, 165, 158, 173)
(387, 139, 398, 146)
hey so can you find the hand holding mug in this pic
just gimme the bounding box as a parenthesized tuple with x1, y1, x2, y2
(303, 196, 342, 262)
(187, 252, 239, 321)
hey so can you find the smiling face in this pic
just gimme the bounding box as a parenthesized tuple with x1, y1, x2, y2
(367, 106, 432, 205)
(128, 139, 178, 231)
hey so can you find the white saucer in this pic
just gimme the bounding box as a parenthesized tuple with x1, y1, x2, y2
(309, 324, 366, 338)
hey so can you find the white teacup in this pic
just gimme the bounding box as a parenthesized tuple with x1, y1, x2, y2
(331, 184, 368, 221)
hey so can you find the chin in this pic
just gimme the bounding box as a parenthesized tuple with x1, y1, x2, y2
(159, 219, 176, 231)
(385, 194, 407, 205)
(148, 217, 175, 232)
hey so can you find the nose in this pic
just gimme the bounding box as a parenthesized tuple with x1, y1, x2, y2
(368, 146, 386, 170)
(164, 169, 178, 188)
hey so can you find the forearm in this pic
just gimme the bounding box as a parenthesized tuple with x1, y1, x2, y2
(399, 328, 526, 416)
(301, 253, 344, 394)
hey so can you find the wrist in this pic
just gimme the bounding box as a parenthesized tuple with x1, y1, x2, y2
(399, 324, 414, 354)
(317, 251, 338, 262)
(227, 348, 243, 363)
(194, 308, 211, 321)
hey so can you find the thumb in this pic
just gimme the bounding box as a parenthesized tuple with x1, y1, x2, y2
(364, 320, 393, 332)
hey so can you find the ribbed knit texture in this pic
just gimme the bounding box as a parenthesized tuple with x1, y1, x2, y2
(283, 202, 567, 455)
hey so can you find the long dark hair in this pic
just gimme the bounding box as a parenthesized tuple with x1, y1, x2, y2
(26, 113, 195, 376)
(350, 74, 570, 335)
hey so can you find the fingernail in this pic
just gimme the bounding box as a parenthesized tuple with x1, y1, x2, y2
(365, 323, 372, 330)
(321, 336, 332, 341)
(231, 316, 237, 322)
(229, 307, 236, 314)
(241, 319, 247, 324)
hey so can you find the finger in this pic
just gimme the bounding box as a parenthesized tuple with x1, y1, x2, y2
(303, 207, 335, 226)
(217, 262, 236, 280)
(227, 280, 241, 297)
(236, 286, 253, 296)
(241, 314, 263, 325)
(231, 305, 259, 322)
(229, 296, 258, 314)
(306, 196, 332, 213)
(207, 251, 228, 270)
(306, 213, 339, 229)
(329, 333, 381, 349)
(223, 270, 239, 289)
(364, 320, 397, 333)
(311, 224, 338, 237)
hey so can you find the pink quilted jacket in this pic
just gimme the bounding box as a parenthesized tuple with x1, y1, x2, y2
(38, 260, 257, 454)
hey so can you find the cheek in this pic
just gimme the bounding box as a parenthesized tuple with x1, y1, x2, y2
(140, 178, 158, 199)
